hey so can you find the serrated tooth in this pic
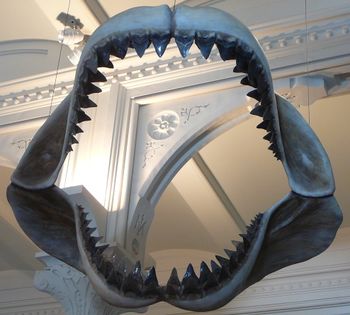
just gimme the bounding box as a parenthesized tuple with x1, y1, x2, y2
(268, 143, 277, 153)
(88, 70, 107, 83)
(241, 76, 257, 87)
(152, 33, 171, 57)
(210, 260, 221, 281)
(79, 96, 97, 109)
(215, 255, 230, 271)
(166, 268, 181, 296)
(66, 145, 73, 152)
(250, 105, 265, 117)
(70, 136, 79, 145)
(93, 244, 109, 256)
(131, 32, 150, 57)
(215, 256, 230, 281)
(263, 108, 273, 120)
(111, 36, 129, 59)
(81, 219, 92, 228)
(199, 261, 218, 291)
(83, 82, 102, 95)
(236, 243, 246, 261)
(239, 233, 251, 250)
(195, 31, 216, 59)
(77, 110, 91, 123)
(224, 249, 235, 258)
(216, 37, 236, 61)
(144, 266, 159, 295)
(175, 32, 194, 58)
(263, 132, 273, 142)
(182, 263, 200, 295)
(123, 261, 143, 295)
(73, 125, 84, 134)
(257, 120, 271, 130)
(247, 89, 261, 101)
(231, 240, 241, 247)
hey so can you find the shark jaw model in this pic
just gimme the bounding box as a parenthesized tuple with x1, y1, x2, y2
(6, 5, 342, 312)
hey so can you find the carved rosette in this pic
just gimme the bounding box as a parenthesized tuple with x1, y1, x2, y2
(147, 111, 179, 140)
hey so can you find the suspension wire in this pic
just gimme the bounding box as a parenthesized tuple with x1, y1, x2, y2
(48, 0, 72, 116)
(173, 0, 177, 11)
(304, 0, 311, 125)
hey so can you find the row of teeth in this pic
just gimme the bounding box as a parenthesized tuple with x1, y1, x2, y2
(77, 205, 263, 298)
(66, 31, 281, 160)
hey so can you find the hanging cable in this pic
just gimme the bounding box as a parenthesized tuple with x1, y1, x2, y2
(173, 0, 177, 12)
(304, 0, 311, 125)
(48, 0, 72, 116)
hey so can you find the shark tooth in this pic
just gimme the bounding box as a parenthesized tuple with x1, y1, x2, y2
(111, 36, 129, 59)
(144, 266, 159, 295)
(151, 33, 171, 57)
(88, 70, 107, 83)
(195, 31, 216, 59)
(175, 32, 194, 58)
(77, 110, 91, 123)
(247, 89, 261, 101)
(250, 105, 265, 117)
(83, 83, 102, 95)
(166, 268, 181, 296)
(182, 263, 200, 295)
(199, 261, 218, 291)
(131, 33, 150, 57)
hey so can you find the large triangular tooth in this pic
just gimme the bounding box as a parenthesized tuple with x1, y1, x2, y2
(241, 76, 257, 88)
(239, 233, 251, 250)
(224, 249, 235, 259)
(216, 36, 236, 61)
(263, 132, 273, 142)
(257, 120, 271, 130)
(81, 218, 92, 228)
(144, 266, 159, 296)
(70, 135, 79, 145)
(231, 240, 241, 248)
(215, 255, 230, 271)
(83, 83, 102, 95)
(175, 32, 195, 58)
(151, 33, 171, 57)
(199, 261, 218, 291)
(268, 143, 278, 153)
(85, 227, 97, 236)
(195, 31, 216, 59)
(210, 260, 221, 281)
(182, 263, 200, 295)
(111, 36, 129, 59)
(123, 261, 143, 295)
(66, 145, 73, 153)
(131, 33, 150, 58)
(79, 96, 97, 109)
(77, 110, 91, 123)
(73, 125, 84, 135)
(250, 105, 265, 117)
(247, 89, 261, 101)
(166, 268, 181, 296)
(88, 70, 107, 83)
(236, 242, 246, 261)
(215, 256, 230, 281)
